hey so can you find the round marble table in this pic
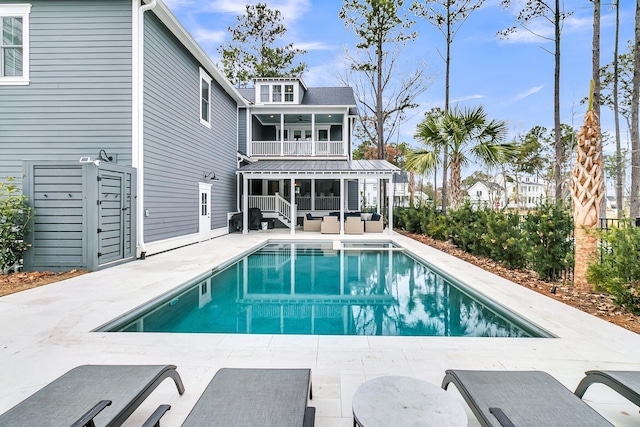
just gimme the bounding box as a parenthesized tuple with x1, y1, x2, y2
(352, 376, 467, 427)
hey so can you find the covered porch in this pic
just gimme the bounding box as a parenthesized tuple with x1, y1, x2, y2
(236, 160, 400, 235)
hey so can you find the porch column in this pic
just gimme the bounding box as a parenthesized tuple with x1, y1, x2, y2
(387, 177, 393, 235)
(311, 114, 316, 156)
(242, 175, 249, 234)
(376, 178, 381, 214)
(280, 114, 284, 156)
(290, 177, 296, 235)
(340, 178, 345, 234)
(311, 179, 316, 211)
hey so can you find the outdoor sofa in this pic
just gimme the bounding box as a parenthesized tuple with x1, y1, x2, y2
(321, 215, 340, 234)
(364, 213, 383, 233)
(0, 364, 185, 427)
(345, 216, 364, 234)
(441, 369, 614, 427)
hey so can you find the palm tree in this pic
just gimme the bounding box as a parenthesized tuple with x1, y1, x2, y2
(407, 106, 517, 209)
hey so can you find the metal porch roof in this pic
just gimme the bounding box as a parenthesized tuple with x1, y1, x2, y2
(237, 160, 400, 177)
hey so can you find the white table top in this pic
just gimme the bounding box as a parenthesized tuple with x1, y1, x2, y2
(352, 376, 468, 427)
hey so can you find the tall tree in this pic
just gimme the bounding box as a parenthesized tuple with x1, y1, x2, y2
(411, 0, 485, 213)
(340, 0, 429, 218)
(218, 3, 307, 87)
(340, 0, 427, 161)
(612, 1, 623, 217)
(631, 0, 640, 216)
(407, 106, 518, 209)
(591, 0, 605, 220)
(499, 0, 570, 202)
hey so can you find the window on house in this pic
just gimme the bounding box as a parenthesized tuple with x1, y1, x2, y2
(284, 84, 294, 102)
(0, 4, 30, 85)
(260, 85, 269, 102)
(272, 85, 282, 102)
(476, 190, 482, 197)
(199, 68, 211, 127)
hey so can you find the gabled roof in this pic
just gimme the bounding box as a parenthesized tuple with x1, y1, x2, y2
(238, 87, 357, 107)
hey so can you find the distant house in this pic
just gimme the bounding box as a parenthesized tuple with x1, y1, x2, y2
(236, 77, 399, 234)
(360, 171, 428, 208)
(0, 0, 245, 270)
(463, 173, 550, 210)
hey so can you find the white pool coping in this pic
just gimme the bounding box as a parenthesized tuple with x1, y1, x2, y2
(1, 229, 639, 426)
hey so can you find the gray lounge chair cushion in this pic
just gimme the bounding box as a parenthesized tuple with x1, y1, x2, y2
(575, 370, 640, 407)
(442, 369, 613, 427)
(182, 368, 312, 427)
(0, 364, 185, 427)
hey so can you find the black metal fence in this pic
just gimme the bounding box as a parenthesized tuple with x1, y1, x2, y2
(599, 217, 640, 230)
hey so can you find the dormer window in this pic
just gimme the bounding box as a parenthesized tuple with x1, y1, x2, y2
(272, 85, 282, 102)
(255, 80, 300, 104)
(285, 85, 294, 102)
(260, 85, 269, 102)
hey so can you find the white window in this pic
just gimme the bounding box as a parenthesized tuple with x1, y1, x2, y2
(272, 84, 282, 102)
(284, 84, 294, 102)
(199, 68, 211, 127)
(476, 190, 482, 197)
(260, 85, 269, 102)
(0, 4, 30, 85)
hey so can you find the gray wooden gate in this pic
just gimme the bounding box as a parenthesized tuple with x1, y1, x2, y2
(23, 161, 136, 271)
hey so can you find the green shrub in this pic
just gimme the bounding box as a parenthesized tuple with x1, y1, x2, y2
(588, 225, 640, 314)
(484, 209, 527, 269)
(0, 177, 34, 274)
(521, 201, 573, 281)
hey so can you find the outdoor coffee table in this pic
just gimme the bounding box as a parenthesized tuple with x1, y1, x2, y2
(352, 376, 467, 427)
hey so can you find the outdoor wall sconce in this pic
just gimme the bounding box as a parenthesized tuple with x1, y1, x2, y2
(97, 149, 113, 162)
(203, 171, 219, 181)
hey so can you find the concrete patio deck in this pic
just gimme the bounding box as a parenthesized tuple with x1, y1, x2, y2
(0, 229, 638, 426)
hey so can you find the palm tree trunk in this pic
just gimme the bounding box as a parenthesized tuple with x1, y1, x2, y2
(571, 108, 603, 291)
(450, 158, 462, 210)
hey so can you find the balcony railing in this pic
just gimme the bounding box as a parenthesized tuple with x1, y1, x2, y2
(249, 195, 341, 213)
(250, 140, 345, 157)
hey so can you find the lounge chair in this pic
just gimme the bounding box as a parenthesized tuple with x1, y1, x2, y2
(0, 364, 185, 427)
(146, 368, 314, 427)
(303, 214, 322, 232)
(364, 214, 383, 233)
(441, 369, 613, 427)
(575, 370, 640, 407)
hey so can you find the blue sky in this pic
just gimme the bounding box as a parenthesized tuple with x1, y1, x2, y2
(164, 0, 636, 154)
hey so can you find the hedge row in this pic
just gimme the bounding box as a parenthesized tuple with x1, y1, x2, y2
(394, 201, 574, 282)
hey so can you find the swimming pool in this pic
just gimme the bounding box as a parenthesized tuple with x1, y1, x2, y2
(98, 241, 551, 337)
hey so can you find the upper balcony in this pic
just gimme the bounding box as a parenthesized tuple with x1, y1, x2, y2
(248, 113, 349, 159)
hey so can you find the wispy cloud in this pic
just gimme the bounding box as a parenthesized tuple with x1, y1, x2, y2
(203, 0, 311, 21)
(451, 94, 484, 103)
(514, 85, 544, 101)
(193, 28, 228, 46)
(294, 41, 334, 52)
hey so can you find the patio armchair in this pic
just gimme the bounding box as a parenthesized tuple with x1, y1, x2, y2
(303, 213, 322, 232)
(365, 213, 384, 233)
(145, 368, 315, 427)
(441, 369, 613, 427)
(0, 365, 185, 427)
(344, 216, 364, 234)
(321, 215, 340, 234)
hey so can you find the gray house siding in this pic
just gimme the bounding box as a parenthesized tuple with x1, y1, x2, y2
(0, 0, 133, 187)
(142, 12, 237, 243)
(238, 107, 247, 154)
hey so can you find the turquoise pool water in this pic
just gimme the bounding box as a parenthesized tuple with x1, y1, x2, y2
(100, 241, 550, 337)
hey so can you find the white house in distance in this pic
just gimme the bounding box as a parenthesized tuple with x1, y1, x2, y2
(360, 172, 429, 209)
(465, 173, 551, 210)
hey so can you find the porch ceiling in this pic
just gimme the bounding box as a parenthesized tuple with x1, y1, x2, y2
(237, 160, 400, 179)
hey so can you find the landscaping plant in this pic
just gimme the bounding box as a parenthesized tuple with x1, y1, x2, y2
(587, 225, 640, 314)
(0, 177, 34, 274)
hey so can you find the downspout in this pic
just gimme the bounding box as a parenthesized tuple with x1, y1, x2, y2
(132, 0, 156, 259)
